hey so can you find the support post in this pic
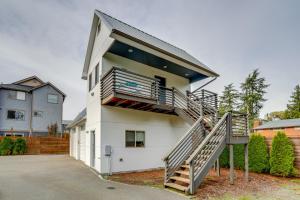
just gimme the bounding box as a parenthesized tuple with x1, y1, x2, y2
(189, 160, 195, 195)
(216, 158, 220, 176)
(229, 144, 234, 184)
(244, 143, 249, 182)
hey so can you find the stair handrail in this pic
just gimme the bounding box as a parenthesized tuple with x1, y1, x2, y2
(186, 113, 229, 164)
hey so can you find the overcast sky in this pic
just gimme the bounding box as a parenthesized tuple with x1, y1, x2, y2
(0, 0, 299, 120)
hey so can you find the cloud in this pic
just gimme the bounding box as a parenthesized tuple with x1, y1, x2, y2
(0, 0, 299, 119)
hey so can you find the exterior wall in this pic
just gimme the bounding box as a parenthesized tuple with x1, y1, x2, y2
(100, 106, 189, 173)
(102, 53, 191, 92)
(0, 89, 31, 133)
(256, 127, 300, 138)
(84, 17, 114, 172)
(31, 86, 63, 133)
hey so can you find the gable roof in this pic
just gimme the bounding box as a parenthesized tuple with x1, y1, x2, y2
(12, 76, 44, 85)
(254, 118, 300, 130)
(67, 108, 86, 128)
(82, 10, 218, 79)
(32, 82, 66, 98)
(0, 84, 33, 92)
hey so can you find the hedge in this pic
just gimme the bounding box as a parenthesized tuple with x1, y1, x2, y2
(248, 134, 269, 173)
(13, 138, 27, 155)
(0, 137, 15, 155)
(219, 144, 245, 169)
(270, 132, 296, 177)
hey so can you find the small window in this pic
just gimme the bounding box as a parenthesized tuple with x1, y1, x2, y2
(7, 110, 25, 120)
(48, 94, 58, 104)
(8, 91, 26, 101)
(95, 64, 99, 84)
(33, 111, 43, 117)
(97, 21, 101, 35)
(125, 130, 145, 147)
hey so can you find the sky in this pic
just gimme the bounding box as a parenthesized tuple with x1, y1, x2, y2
(0, 0, 299, 120)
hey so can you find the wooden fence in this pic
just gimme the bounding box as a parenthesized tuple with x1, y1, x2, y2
(0, 136, 69, 155)
(265, 136, 300, 169)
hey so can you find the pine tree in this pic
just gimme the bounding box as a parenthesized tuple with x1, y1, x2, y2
(219, 83, 240, 115)
(285, 85, 300, 119)
(240, 69, 269, 127)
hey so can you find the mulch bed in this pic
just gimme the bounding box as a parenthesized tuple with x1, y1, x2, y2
(108, 168, 300, 199)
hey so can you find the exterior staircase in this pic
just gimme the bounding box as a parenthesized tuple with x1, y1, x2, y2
(164, 88, 248, 194)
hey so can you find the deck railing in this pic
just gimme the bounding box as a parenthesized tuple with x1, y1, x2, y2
(101, 67, 159, 101)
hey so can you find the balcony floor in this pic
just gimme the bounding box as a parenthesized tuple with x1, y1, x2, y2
(102, 94, 175, 115)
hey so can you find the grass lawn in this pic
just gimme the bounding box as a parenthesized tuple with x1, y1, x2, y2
(107, 168, 300, 200)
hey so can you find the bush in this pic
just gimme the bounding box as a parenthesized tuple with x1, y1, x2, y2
(248, 134, 269, 173)
(219, 144, 245, 169)
(270, 132, 296, 177)
(13, 138, 27, 155)
(0, 137, 15, 155)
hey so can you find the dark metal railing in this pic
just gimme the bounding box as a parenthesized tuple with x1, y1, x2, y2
(191, 89, 218, 110)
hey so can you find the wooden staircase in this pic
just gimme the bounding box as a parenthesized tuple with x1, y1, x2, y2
(164, 89, 248, 194)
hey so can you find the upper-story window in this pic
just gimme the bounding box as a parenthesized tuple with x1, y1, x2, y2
(48, 94, 58, 104)
(88, 63, 99, 91)
(8, 91, 26, 101)
(7, 110, 25, 120)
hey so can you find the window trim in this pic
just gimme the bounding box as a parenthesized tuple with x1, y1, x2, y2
(47, 93, 59, 104)
(6, 109, 25, 121)
(125, 130, 145, 148)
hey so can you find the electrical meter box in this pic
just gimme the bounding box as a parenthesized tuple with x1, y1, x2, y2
(105, 145, 112, 156)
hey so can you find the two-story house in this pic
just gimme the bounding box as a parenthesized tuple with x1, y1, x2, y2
(0, 76, 65, 136)
(70, 10, 249, 194)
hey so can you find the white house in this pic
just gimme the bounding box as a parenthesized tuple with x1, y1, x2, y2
(70, 10, 249, 194)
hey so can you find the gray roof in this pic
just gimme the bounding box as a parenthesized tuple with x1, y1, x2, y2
(82, 10, 218, 79)
(254, 118, 300, 130)
(68, 108, 86, 128)
(62, 120, 72, 125)
(0, 84, 33, 92)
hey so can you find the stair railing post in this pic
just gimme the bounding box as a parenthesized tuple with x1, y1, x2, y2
(164, 158, 168, 186)
(189, 160, 195, 194)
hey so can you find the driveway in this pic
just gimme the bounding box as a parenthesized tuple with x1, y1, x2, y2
(0, 155, 186, 200)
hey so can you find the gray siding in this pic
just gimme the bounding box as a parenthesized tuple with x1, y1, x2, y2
(32, 86, 63, 132)
(0, 89, 31, 132)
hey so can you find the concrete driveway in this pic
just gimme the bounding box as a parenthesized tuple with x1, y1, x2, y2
(0, 155, 186, 200)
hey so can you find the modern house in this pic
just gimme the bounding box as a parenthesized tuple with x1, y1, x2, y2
(0, 76, 65, 136)
(70, 10, 249, 194)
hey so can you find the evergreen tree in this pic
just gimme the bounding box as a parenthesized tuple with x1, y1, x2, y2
(285, 85, 300, 119)
(219, 83, 240, 115)
(240, 69, 269, 127)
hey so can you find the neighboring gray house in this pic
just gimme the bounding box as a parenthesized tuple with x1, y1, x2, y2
(0, 76, 65, 136)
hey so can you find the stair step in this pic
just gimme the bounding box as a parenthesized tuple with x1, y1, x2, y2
(170, 176, 190, 184)
(175, 170, 189, 176)
(181, 164, 190, 169)
(165, 182, 188, 192)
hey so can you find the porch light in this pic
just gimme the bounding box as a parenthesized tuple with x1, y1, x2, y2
(163, 65, 167, 69)
(185, 73, 190, 77)
(128, 48, 133, 53)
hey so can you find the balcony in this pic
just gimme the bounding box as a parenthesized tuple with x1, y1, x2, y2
(101, 67, 175, 114)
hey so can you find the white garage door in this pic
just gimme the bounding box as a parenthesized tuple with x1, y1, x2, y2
(79, 129, 86, 162)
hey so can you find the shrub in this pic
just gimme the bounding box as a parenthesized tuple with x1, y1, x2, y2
(12, 138, 27, 155)
(219, 144, 245, 169)
(248, 134, 269, 173)
(270, 132, 296, 177)
(219, 146, 230, 168)
(0, 137, 15, 155)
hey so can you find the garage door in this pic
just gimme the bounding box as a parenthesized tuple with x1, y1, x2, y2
(79, 130, 86, 162)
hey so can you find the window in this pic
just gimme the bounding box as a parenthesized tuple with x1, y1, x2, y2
(7, 110, 25, 120)
(48, 94, 58, 104)
(95, 64, 99, 84)
(97, 21, 101, 35)
(125, 130, 145, 147)
(8, 91, 26, 101)
(88, 63, 99, 91)
(33, 111, 43, 117)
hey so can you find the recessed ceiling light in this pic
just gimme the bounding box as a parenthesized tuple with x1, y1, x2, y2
(163, 65, 167, 69)
(128, 48, 133, 53)
(185, 73, 190, 77)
